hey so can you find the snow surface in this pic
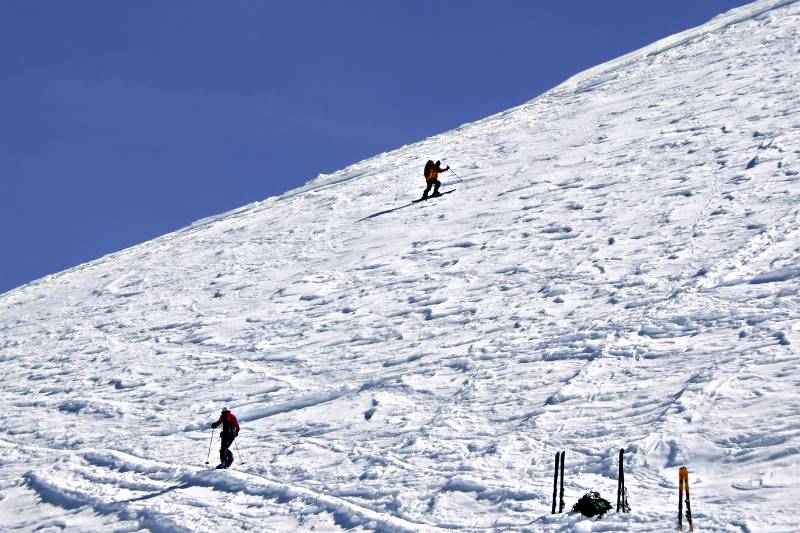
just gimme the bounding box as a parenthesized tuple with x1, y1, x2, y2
(2, 0, 800, 530)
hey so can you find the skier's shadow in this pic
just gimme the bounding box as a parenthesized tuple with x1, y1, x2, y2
(356, 202, 417, 222)
(116, 481, 193, 504)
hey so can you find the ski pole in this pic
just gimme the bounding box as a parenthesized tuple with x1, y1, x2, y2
(235, 439, 244, 465)
(445, 163, 464, 185)
(204, 428, 214, 465)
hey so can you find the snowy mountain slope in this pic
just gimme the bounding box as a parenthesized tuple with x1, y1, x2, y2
(2, 0, 800, 530)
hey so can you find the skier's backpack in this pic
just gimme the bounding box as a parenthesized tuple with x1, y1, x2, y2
(424, 160, 434, 178)
(572, 491, 612, 518)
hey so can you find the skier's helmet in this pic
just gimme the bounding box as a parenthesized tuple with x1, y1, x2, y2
(221, 407, 230, 413)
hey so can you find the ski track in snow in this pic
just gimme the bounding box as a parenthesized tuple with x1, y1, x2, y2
(2, 1, 800, 531)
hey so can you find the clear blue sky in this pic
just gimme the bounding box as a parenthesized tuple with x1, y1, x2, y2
(0, 0, 752, 294)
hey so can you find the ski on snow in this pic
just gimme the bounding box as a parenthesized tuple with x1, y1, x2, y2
(411, 189, 456, 203)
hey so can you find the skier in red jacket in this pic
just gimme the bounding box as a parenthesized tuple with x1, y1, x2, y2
(421, 159, 450, 200)
(211, 407, 240, 469)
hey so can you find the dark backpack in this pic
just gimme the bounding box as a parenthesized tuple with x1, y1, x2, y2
(572, 491, 612, 518)
(424, 160, 435, 178)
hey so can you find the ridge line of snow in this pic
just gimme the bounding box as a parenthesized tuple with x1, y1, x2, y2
(247, 0, 800, 205)
(1, 0, 795, 303)
(0, 196, 276, 301)
(551, 0, 800, 94)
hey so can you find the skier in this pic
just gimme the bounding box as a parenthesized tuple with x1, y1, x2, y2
(421, 159, 449, 200)
(211, 407, 239, 469)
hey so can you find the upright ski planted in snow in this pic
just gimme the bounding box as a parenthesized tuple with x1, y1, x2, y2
(559, 450, 565, 513)
(678, 466, 693, 531)
(617, 448, 630, 512)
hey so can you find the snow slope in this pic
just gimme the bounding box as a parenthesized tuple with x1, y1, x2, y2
(2, 0, 800, 530)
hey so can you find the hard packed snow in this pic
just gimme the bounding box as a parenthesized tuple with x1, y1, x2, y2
(2, 0, 800, 530)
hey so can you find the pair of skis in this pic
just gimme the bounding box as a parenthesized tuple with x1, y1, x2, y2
(411, 189, 456, 203)
(551, 451, 565, 513)
(355, 189, 457, 222)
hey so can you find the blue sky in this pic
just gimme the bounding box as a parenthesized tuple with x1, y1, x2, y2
(0, 0, 752, 294)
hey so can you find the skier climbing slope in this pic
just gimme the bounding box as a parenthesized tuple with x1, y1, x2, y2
(420, 159, 450, 200)
(211, 407, 239, 469)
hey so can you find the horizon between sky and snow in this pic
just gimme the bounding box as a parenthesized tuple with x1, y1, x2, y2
(2, 0, 800, 531)
(0, 0, 756, 295)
